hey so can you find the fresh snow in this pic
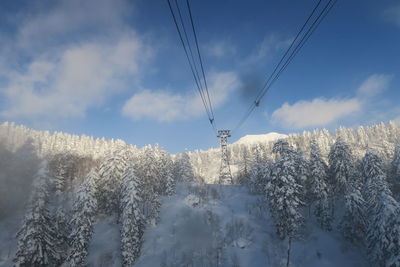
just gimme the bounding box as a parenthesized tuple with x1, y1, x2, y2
(234, 132, 288, 145)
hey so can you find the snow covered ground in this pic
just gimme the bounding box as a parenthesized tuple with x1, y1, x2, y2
(134, 182, 367, 267)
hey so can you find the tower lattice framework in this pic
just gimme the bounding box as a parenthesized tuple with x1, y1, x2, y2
(218, 130, 233, 184)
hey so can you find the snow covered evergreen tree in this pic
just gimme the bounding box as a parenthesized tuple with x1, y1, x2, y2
(237, 147, 251, 185)
(249, 145, 270, 194)
(157, 150, 175, 196)
(48, 153, 70, 195)
(267, 140, 304, 267)
(295, 147, 309, 185)
(362, 149, 391, 213)
(390, 144, 400, 195)
(339, 185, 366, 244)
(328, 138, 356, 195)
(136, 146, 161, 226)
(14, 161, 59, 267)
(174, 150, 194, 182)
(367, 191, 400, 266)
(362, 149, 400, 266)
(294, 147, 310, 206)
(165, 172, 176, 196)
(362, 149, 386, 181)
(119, 166, 144, 266)
(66, 169, 98, 266)
(266, 140, 304, 239)
(53, 207, 69, 263)
(309, 142, 332, 231)
(97, 147, 133, 214)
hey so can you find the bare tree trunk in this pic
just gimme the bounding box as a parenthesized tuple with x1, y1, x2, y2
(286, 237, 292, 267)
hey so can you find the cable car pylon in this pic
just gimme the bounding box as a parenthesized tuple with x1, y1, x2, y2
(217, 130, 233, 184)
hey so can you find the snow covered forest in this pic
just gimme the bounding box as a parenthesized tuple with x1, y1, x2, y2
(1, 121, 400, 266)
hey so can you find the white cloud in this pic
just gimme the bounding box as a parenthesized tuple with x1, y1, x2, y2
(383, 4, 400, 27)
(271, 98, 361, 129)
(1, 33, 152, 119)
(357, 74, 392, 98)
(0, 0, 155, 120)
(16, 0, 131, 52)
(122, 72, 240, 122)
(122, 90, 185, 122)
(271, 73, 394, 129)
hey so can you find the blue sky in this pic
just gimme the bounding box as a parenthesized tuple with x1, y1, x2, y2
(0, 0, 399, 153)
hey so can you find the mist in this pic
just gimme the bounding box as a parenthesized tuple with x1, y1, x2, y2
(0, 139, 40, 220)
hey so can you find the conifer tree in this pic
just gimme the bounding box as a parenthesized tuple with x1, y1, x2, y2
(328, 138, 355, 195)
(267, 140, 304, 267)
(309, 142, 332, 231)
(363, 150, 400, 266)
(158, 150, 175, 196)
(295, 147, 309, 188)
(48, 154, 67, 195)
(119, 166, 144, 266)
(66, 169, 98, 266)
(136, 146, 161, 225)
(54, 207, 69, 264)
(237, 147, 251, 185)
(174, 150, 194, 182)
(14, 162, 59, 267)
(390, 144, 400, 194)
(165, 171, 176, 196)
(367, 192, 400, 266)
(97, 147, 133, 214)
(362, 149, 385, 180)
(339, 185, 366, 244)
(249, 145, 270, 194)
(267, 145, 304, 239)
(362, 150, 391, 213)
(295, 148, 310, 206)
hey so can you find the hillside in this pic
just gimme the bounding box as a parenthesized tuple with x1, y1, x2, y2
(0, 121, 400, 266)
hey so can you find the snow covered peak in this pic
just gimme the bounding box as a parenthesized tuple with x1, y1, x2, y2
(234, 132, 288, 145)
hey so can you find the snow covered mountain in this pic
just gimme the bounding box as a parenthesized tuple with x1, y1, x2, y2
(234, 132, 288, 145)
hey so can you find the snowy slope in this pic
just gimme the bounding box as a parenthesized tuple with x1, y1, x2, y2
(134, 182, 367, 267)
(234, 132, 288, 146)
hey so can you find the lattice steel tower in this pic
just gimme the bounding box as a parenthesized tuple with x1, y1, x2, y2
(217, 130, 233, 184)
